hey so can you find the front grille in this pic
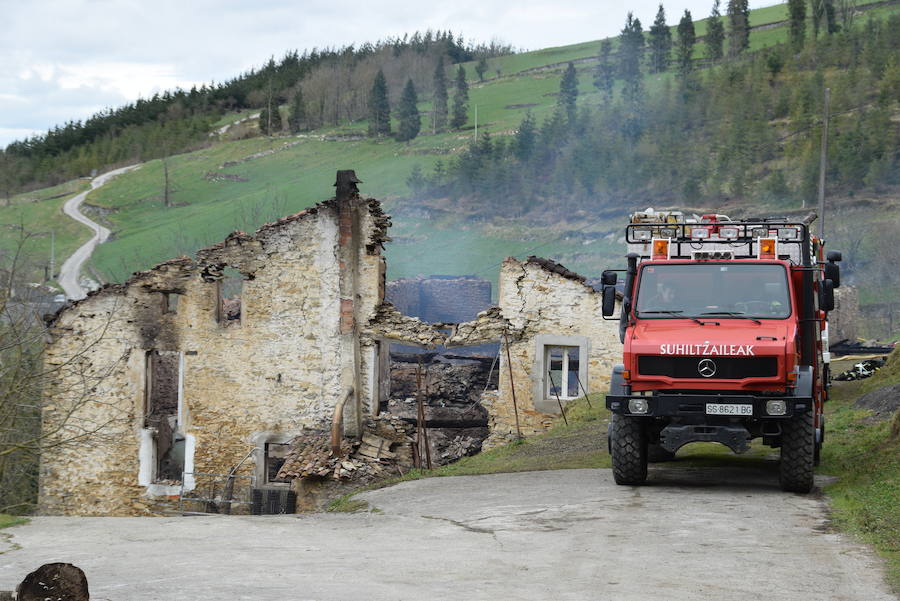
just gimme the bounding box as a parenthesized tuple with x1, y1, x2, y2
(638, 356, 777, 379)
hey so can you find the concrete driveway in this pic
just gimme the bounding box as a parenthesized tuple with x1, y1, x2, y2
(0, 468, 894, 601)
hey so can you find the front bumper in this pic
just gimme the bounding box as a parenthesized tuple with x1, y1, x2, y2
(606, 393, 813, 418)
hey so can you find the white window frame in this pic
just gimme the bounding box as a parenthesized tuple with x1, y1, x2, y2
(532, 334, 590, 414)
(139, 350, 195, 494)
(545, 345, 581, 401)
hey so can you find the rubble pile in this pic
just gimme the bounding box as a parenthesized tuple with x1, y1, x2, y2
(277, 417, 415, 482)
(384, 352, 498, 465)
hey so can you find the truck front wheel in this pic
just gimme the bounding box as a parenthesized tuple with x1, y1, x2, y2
(611, 414, 648, 485)
(779, 410, 815, 493)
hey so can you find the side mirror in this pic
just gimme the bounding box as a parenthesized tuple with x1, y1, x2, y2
(824, 262, 840, 288)
(826, 250, 842, 263)
(601, 270, 618, 286)
(602, 285, 617, 316)
(820, 279, 835, 312)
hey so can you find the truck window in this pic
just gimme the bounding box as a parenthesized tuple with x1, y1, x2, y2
(635, 263, 791, 319)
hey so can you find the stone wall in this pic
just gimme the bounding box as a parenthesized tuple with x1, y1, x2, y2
(485, 257, 622, 448)
(40, 177, 625, 515)
(830, 286, 860, 344)
(40, 189, 388, 516)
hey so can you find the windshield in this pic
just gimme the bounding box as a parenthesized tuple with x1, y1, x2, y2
(635, 263, 791, 319)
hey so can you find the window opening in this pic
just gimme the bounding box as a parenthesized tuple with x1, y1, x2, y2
(145, 350, 184, 482)
(162, 292, 179, 314)
(264, 442, 290, 485)
(216, 267, 244, 325)
(546, 345, 580, 400)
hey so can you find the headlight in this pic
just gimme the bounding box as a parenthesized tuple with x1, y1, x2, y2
(766, 400, 787, 416)
(628, 399, 649, 414)
(719, 226, 740, 239)
(633, 228, 652, 241)
(659, 226, 678, 238)
(778, 227, 800, 241)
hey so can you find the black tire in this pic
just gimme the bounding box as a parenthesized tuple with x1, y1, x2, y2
(780, 410, 815, 493)
(611, 414, 648, 485)
(648, 443, 676, 463)
(813, 415, 825, 467)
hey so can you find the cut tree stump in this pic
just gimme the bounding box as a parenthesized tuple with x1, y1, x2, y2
(17, 563, 89, 601)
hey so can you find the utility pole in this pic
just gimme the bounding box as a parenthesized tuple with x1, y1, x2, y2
(474, 104, 478, 141)
(50, 230, 55, 279)
(817, 87, 830, 239)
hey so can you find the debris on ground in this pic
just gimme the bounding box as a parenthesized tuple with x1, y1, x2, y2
(834, 357, 887, 381)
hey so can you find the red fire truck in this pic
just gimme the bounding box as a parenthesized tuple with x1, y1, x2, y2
(600, 214, 841, 492)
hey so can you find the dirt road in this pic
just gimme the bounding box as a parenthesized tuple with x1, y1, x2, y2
(0, 468, 893, 601)
(58, 165, 139, 300)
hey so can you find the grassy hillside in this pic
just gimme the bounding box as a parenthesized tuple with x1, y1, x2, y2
(2, 0, 898, 298)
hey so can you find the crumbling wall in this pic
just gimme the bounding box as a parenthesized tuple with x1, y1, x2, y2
(830, 286, 860, 344)
(485, 257, 621, 448)
(40, 191, 385, 516)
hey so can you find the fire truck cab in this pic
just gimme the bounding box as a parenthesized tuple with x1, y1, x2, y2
(601, 212, 841, 492)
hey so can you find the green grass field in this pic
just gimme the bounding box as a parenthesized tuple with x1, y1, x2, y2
(2, 0, 895, 291)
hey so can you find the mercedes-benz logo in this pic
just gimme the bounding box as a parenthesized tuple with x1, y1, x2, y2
(698, 358, 717, 378)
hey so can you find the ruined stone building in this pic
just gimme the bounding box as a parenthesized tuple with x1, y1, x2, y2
(40, 172, 620, 516)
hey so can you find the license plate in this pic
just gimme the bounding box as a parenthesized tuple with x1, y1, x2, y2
(706, 403, 753, 416)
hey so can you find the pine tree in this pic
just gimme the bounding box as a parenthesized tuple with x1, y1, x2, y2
(593, 39, 615, 100)
(619, 13, 645, 101)
(258, 106, 282, 135)
(706, 0, 725, 61)
(450, 65, 469, 129)
(287, 88, 307, 134)
(475, 57, 488, 82)
(676, 10, 696, 76)
(648, 4, 673, 73)
(396, 78, 421, 142)
(727, 0, 750, 57)
(788, 0, 806, 51)
(432, 56, 449, 132)
(368, 69, 391, 137)
(558, 62, 579, 121)
(514, 111, 536, 161)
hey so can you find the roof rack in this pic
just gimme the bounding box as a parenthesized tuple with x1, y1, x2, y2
(625, 220, 811, 264)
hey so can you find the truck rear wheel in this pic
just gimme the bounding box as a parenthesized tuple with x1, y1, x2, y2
(779, 410, 815, 493)
(611, 414, 648, 485)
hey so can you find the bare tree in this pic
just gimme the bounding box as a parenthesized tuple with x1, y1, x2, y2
(0, 228, 129, 513)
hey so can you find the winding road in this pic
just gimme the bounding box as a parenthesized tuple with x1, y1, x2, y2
(58, 165, 139, 300)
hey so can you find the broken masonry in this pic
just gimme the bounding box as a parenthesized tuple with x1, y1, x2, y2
(40, 171, 621, 516)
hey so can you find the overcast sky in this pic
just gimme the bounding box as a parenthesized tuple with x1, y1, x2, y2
(1, 0, 779, 148)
